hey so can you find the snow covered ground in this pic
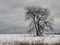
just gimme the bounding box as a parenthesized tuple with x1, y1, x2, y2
(0, 34, 60, 45)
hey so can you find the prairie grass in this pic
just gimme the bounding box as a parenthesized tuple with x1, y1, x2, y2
(14, 41, 60, 45)
(0, 41, 60, 45)
(14, 42, 45, 45)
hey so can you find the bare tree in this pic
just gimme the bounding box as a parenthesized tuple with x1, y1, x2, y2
(25, 6, 54, 36)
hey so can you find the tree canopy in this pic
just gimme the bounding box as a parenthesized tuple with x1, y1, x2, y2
(25, 6, 54, 36)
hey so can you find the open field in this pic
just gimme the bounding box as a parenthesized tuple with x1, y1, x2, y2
(0, 34, 60, 45)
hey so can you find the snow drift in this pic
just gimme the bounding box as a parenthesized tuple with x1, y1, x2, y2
(0, 34, 60, 45)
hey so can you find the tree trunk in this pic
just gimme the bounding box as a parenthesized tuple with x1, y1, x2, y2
(36, 30, 43, 36)
(36, 30, 38, 36)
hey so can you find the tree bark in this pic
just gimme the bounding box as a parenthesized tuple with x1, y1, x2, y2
(33, 16, 38, 36)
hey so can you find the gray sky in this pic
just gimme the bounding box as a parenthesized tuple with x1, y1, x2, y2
(0, 0, 60, 34)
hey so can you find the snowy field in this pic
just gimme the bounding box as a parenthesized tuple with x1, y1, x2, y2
(0, 34, 60, 45)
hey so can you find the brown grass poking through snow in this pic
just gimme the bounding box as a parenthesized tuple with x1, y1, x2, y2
(14, 41, 60, 45)
(1, 41, 60, 45)
(53, 43, 60, 45)
(14, 41, 50, 45)
(14, 42, 44, 45)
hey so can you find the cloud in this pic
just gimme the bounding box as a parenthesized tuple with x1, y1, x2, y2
(0, 0, 60, 33)
(0, 24, 27, 34)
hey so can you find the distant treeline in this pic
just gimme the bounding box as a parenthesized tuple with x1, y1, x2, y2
(46, 33, 60, 35)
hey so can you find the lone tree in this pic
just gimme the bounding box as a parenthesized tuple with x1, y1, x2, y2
(25, 6, 54, 36)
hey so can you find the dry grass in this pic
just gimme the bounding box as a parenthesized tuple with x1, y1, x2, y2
(14, 42, 45, 45)
(0, 41, 60, 45)
(14, 43, 60, 45)
(53, 43, 60, 45)
(14, 41, 60, 45)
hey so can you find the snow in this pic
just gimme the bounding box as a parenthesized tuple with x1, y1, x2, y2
(0, 34, 60, 45)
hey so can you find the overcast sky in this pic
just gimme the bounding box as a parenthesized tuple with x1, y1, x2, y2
(0, 0, 60, 34)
